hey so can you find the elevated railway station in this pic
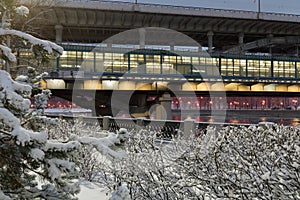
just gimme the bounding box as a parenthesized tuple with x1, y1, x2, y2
(16, 1, 300, 119)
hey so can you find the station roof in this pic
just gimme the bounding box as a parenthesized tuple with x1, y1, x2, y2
(24, 0, 300, 54)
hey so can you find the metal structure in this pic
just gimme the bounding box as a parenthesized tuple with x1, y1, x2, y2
(24, 0, 300, 54)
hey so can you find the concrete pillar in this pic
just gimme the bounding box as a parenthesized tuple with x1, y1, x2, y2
(170, 42, 175, 52)
(139, 28, 146, 49)
(156, 93, 172, 120)
(170, 45, 175, 52)
(107, 43, 112, 48)
(267, 34, 273, 55)
(238, 32, 244, 45)
(184, 119, 195, 139)
(103, 116, 110, 130)
(55, 24, 63, 44)
(136, 118, 144, 127)
(207, 31, 214, 53)
(295, 45, 299, 57)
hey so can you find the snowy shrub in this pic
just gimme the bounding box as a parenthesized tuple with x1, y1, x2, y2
(109, 183, 131, 200)
(46, 117, 129, 182)
(100, 124, 300, 199)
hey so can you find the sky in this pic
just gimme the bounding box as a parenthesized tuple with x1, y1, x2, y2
(104, 0, 300, 15)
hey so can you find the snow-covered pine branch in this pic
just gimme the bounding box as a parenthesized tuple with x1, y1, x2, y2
(0, 70, 80, 199)
(0, 44, 16, 62)
(0, 28, 63, 56)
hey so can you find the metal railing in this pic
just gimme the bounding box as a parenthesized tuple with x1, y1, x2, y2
(52, 115, 251, 138)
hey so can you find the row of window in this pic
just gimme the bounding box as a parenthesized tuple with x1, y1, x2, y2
(58, 50, 300, 79)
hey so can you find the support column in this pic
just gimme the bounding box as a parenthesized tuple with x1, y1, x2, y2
(207, 31, 214, 53)
(184, 119, 195, 138)
(295, 45, 299, 57)
(139, 28, 146, 49)
(156, 93, 172, 120)
(267, 34, 273, 55)
(103, 116, 110, 131)
(170, 42, 175, 52)
(238, 32, 244, 45)
(55, 24, 63, 44)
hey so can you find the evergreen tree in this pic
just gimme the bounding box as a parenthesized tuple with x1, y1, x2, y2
(0, 1, 80, 199)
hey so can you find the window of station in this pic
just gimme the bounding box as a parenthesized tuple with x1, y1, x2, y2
(79, 52, 94, 72)
(297, 62, 300, 78)
(111, 53, 127, 73)
(95, 52, 104, 72)
(104, 53, 113, 72)
(234, 59, 247, 77)
(177, 56, 191, 75)
(135, 54, 146, 73)
(128, 54, 137, 73)
(162, 55, 176, 74)
(259, 60, 271, 77)
(273, 61, 285, 78)
(284, 61, 295, 78)
(206, 57, 219, 76)
(247, 59, 260, 77)
(191, 56, 202, 75)
(19, 50, 32, 63)
(60, 51, 78, 69)
(198, 57, 207, 76)
(146, 55, 161, 74)
(221, 58, 234, 76)
(58, 47, 300, 82)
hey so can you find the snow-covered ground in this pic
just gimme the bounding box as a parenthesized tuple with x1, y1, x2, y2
(78, 182, 109, 200)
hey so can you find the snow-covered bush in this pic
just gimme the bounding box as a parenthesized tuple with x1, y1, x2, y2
(100, 124, 300, 199)
(109, 183, 130, 200)
(46, 117, 129, 182)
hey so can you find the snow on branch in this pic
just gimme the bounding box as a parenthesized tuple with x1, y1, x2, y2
(78, 133, 127, 159)
(0, 44, 16, 62)
(15, 6, 29, 16)
(0, 70, 31, 111)
(0, 28, 63, 55)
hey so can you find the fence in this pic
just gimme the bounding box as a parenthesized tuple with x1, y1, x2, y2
(53, 115, 251, 138)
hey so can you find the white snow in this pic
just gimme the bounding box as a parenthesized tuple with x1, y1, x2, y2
(0, 44, 16, 62)
(0, 190, 11, 200)
(44, 141, 81, 152)
(15, 6, 29, 16)
(0, 28, 63, 55)
(12, 126, 47, 146)
(109, 184, 130, 200)
(78, 133, 127, 158)
(0, 107, 20, 128)
(77, 181, 110, 200)
(0, 70, 31, 111)
(15, 75, 27, 82)
(30, 148, 45, 160)
(47, 160, 62, 181)
(47, 158, 75, 181)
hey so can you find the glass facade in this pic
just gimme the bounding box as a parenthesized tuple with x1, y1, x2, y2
(57, 44, 300, 82)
